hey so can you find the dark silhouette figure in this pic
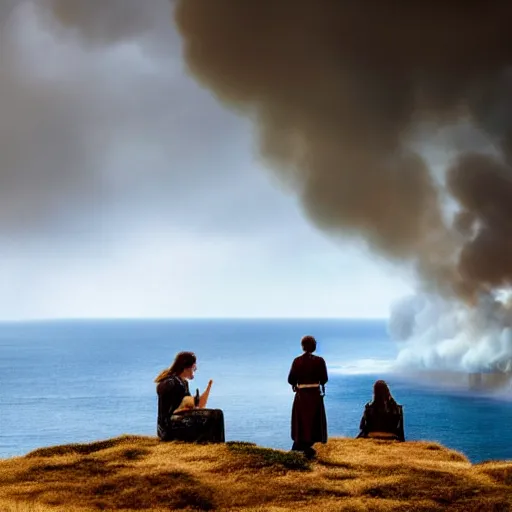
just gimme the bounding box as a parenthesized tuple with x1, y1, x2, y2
(357, 380, 405, 441)
(155, 351, 225, 443)
(287, 335, 328, 458)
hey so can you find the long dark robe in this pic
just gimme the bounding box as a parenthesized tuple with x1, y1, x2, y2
(156, 375, 225, 443)
(357, 400, 405, 441)
(287, 353, 328, 444)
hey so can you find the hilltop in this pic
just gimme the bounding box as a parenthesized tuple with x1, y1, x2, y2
(1, 435, 511, 511)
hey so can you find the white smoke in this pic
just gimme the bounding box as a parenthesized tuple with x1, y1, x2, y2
(390, 293, 512, 374)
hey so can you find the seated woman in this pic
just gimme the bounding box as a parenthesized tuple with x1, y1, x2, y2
(357, 380, 405, 442)
(155, 351, 225, 443)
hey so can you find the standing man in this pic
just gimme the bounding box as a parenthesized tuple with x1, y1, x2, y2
(287, 335, 328, 458)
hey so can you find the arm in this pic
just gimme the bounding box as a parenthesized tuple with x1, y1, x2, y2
(287, 360, 297, 390)
(157, 377, 182, 419)
(319, 357, 328, 386)
(356, 405, 369, 438)
(397, 406, 405, 442)
(198, 380, 213, 409)
(359, 407, 367, 431)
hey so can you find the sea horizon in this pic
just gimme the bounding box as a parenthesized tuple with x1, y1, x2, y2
(2, 317, 512, 463)
(0, 316, 389, 324)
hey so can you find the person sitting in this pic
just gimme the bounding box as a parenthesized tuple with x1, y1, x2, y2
(357, 380, 405, 442)
(155, 351, 225, 443)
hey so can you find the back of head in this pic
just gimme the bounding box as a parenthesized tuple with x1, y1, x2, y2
(155, 351, 196, 383)
(301, 335, 317, 354)
(373, 380, 395, 408)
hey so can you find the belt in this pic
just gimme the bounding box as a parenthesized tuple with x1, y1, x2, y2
(296, 383, 320, 389)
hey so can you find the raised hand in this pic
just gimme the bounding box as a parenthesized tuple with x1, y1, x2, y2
(198, 379, 213, 408)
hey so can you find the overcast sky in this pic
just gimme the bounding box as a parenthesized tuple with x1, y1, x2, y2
(0, 1, 412, 320)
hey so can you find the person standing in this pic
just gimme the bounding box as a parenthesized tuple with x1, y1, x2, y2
(287, 335, 328, 458)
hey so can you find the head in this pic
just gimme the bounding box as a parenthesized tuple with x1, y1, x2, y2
(301, 335, 317, 354)
(154, 351, 197, 383)
(373, 380, 393, 405)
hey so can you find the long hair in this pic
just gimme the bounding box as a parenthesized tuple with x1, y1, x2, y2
(372, 380, 398, 410)
(154, 351, 196, 383)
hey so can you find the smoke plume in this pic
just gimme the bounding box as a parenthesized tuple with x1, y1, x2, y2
(174, 0, 512, 373)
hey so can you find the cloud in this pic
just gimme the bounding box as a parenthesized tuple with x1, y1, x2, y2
(1, 0, 280, 243)
(0, 1, 414, 320)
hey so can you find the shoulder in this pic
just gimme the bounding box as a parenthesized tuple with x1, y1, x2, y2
(157, 375, 179, 394)
(388, 398, 401, 410)
(360, 402, 372, 418)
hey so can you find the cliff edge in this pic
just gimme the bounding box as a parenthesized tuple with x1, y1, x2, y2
(1, 435, 511, 511)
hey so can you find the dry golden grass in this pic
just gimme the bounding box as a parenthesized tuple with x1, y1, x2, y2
(1, 435, 511, 511)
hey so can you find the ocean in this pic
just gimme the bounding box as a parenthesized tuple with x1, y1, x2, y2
(1, 318, 511, 463)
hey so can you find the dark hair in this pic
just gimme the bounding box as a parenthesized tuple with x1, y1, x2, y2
(372, 380, 397, 408)
(301, 335, 317, 353)
(154, 352, 196, 383)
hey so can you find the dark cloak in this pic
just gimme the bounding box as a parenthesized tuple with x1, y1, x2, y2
(287, 353, 328, 444)
(357, 400, 405, 441)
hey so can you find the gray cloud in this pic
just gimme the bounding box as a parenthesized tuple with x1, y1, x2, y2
(0, 0, 414, 321)
(1, 0, 289, 246)
(46, 0, 173, 45)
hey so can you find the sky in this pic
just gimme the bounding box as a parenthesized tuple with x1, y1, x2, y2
(0, 0, 412, 320)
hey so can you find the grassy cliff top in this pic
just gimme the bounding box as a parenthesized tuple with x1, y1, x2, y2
(1, 435, 511, 511)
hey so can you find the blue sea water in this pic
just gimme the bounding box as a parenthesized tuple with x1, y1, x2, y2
(1, 318, 511, 463)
